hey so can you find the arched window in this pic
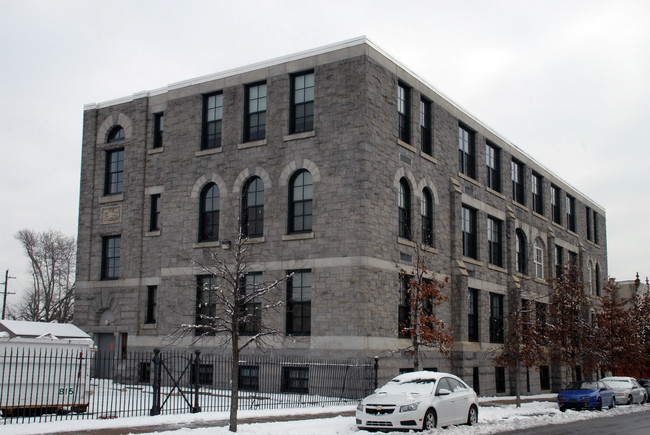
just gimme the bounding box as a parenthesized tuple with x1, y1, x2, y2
(199, 183, 220, 242)
(398, 178, 411, 240)
(242, 177, 264, 238)
(421, 188, 433, 246)
(515, 229, 527, 274)
(107, 125, 125, 143)
(595, 264, 601, 296)
(587, 261, 594, 295)
(533, 239, 544, 279)
(289, 170, 313, 233)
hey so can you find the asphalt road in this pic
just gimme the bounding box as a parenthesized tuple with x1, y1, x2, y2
(501, 407, 650, 435)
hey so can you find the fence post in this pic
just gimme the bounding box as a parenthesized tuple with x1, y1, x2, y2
(373, 356, 379, 390)
(150, 348, 161, 416)
(192, 349, 202, 413)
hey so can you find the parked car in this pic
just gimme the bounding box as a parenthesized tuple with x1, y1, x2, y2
(637, 378, 650, 398)
(600, 376, 647, 405)
(355, 371, 478, 431)
(556, 380, 616, 412)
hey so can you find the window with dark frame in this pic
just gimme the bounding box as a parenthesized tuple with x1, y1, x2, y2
(286, 270, 311, 335)
(468, 288, 479, 342)
(196, 275, 217, 336)
(245, 82, 267, 141)
(191, 364, 214, 386)
(593, 212, 599, 244)
(397, 83, 410, 143)
(515, 229, 527, 274)
(532, 172, 543, 214)
(149, 194, 161, 232)
(105, 149, 124, 195)
(458, 125, 475, 179)
(534, 240, 544, 279)
(586, 206, 592, 241)
(540, 365, 550, 390)
(101, 235, 121, 280)
(511, 159, 525, 205)
(551, 185, 561, 224)
(398, 274, 411, 338)
(239, 272, 262, 335)
(566, 194, 576, 231)
(555, 245, 564, 279)
(107, 125, 125, 143)
(281, 366, 309, 393)
(242, 177, 264, 238)
(462, 205, 477, 259)
(487, 216, 503, 267)
(291, 71, 314, 134)
(153, 112, 164, 148)
(199, 183, 219, 242)
(536, 302, 547, 340)
(202, 92, 223, 150)
(473, 367, 480, 395)
(420, 98, 432, 155)
(486, 142, 501, 192)
(595, 264, 601, 296)
(495, 367, 506, 393)
(239, 365, 260, 392)
(398, 178, 411, 240)
(489, 293, 504, 343)
(288, 170, 313, 234)
(145, 285, 156, 324)
(421, 188, 433, 246)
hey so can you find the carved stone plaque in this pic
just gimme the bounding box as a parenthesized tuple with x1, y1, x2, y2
(101, 204, 122, 224)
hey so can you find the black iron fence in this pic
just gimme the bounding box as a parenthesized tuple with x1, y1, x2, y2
(1, 345, 377, 425)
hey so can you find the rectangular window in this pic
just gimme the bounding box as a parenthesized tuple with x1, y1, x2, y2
(532, 172, 543, 214)
(245, 82, 267, 141)
(468, 288, 479, 342)
(586, 207, 592, 241)
(593, 212, 599, 244)
(145, 285, 156, 324)
(534, 241, 544, 280)
(239, 365, 259, 392)
(487, 217, 503, 267)
(489, 293, 504, 343)
(458, 125, 475, 179)
(191, 364, 214, 386)
(101, 235, 121, 280)
(105, 149, 124, 195)
(540, 365, 550, 390)
(398, 275, 411, 338)
(153, 112, 164, 148)
(286, 270, 311, 335)
(149, 194, 161, 231)
(196, 275, 217, 336)
(281, 366, 309, 393)
(536, 302, 547, 340)
(511, 159, 525, 205)
(138, 362, 151, 383)
(420, 98, 432, 155)
(485, 142, 501, 192)
(568, 251, 578, 268)
(202, 92, 223, 149)
(240, 272, 262, 335)
(473, 367, 480, 395)
(495, 367, 506, 393)
(551, 185, 561, 224)
(397, 83, 410, 143)
(291, 71, 314, 134)
(555, 245, 564, 278)
(462, 205, 477, 259)
(566, 195, 576, 231)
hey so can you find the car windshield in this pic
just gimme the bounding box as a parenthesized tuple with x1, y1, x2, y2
(606, 379, 631, 386)
(380, 378, 436, 395)
(566, 381, 597, 390)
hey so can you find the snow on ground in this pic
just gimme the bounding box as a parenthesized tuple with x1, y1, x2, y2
(3, 396, 648, 435)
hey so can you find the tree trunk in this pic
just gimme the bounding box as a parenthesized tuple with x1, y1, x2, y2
(229, 334, 240, 432)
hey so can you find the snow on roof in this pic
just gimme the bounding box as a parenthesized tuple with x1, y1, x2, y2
(0, 320, 90, 339)
(393, 370, 446, 383)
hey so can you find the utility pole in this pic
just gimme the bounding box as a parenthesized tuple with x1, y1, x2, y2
(2, 270, 16, 320)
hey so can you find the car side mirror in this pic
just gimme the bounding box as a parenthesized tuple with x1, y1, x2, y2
(437, 388, 451, 396)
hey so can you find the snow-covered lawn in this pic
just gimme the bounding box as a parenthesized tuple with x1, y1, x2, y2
(3, 395, 648, 434)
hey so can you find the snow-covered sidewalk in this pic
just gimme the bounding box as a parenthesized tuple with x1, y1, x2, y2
(2, 395, 648, 434)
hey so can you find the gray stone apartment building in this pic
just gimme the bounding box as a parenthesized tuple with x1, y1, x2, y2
(74, 37, 607, 395)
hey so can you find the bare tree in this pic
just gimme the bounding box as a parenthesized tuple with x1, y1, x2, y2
(397, 243, 453, 371)
(179, 226, 289, 432)
(14, 229, 76, 322)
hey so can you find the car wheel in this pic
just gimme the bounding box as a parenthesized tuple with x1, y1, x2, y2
(559, 406, 566, 412)
(641, 394, 647, 405)
(466, 405, 478, 425)
(627, 395, 632, 405)
(609, 397, 616, 409)
(596, 397, 602, 411)
(423, 409, 437, 430)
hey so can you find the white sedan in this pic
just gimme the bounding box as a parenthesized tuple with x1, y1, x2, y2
(356, 371, 479, 431)
(600, 376, 647, 405)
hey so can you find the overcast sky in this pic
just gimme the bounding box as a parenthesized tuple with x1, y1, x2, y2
(1, 0, 649, 307)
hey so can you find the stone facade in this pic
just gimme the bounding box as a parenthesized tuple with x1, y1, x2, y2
(75, 37, 608, 396)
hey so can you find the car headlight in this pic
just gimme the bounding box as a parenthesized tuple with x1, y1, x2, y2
(357, 402, 364, 412)
(581, 396, 590, 401)
(399, 402, 420, 413)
